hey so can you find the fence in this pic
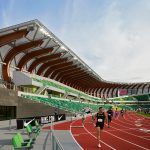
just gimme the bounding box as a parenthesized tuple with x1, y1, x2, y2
(51, 131, 64, 150)
(50, 116, 64, 150)
(0, 79, 35, 94)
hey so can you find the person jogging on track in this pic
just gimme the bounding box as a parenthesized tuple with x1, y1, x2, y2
(115, 108, 118, 118)
(107, 107, 113, 128)
(94, 107, 108, 148)
(120, 109, 124, 117)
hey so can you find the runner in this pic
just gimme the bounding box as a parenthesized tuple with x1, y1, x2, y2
(115, 108, 118, 118)
(120, 109, 124, 117)
(107, 107, 113, 128)
(94, 107, 108, 148)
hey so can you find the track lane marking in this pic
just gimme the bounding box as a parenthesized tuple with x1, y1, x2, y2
(71, 117, 116, 150)
(70, 118, 84, 150)
(106, 122, 150, 141)
(83, 124, 116, 150)
(86, 115, 150, 150)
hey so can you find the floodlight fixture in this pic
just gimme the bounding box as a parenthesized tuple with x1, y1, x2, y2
(39, 27, 52, 37)
(73, 56, 78, 60)
(60, 45, 68, 52)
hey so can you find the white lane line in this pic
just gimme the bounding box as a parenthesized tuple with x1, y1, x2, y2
(111, 121, 137, 129)
(129, 114, 144, 120)
(104, 131, 149, 150)
(84, 116, 117, 150)
(120, 117, 150, 135)
(106, 128, 139, 132)
(123, 114, 144, 123)
(87, 113, 150, 150)
(117, 118, 139, 127)
(127, 114, 145, 122)
(83, 125, 116, 150)
(72, 132, 97, 136)
(124, 115, 150, 127)
(106, 122, 150, 141)
(75, 116, 116, 150)
(113, 115, 150, 134)
(70, 119, 84, 150)
(136, 113, 150, 120)
(125, 113, 150, 126)
(139, 128, 150, 133)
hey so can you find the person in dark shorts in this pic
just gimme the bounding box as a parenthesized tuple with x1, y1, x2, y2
(107, 107, 113, 127)
(94, 107, 108, 148)
(115, 108, 118, 118)
(120, 109, 124, 117)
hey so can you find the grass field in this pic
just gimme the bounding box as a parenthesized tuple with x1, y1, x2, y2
(137, 112, 150, 117)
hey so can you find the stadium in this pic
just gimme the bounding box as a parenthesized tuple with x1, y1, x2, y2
(0, 20, 150, 150)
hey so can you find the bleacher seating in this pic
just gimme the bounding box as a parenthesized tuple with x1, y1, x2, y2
(133, 94, 149, 101)
(31, 75, 102, 102)
(17, 72, 150, 113)
(21, 94, 99, 113)
(111, 94, 150, 102)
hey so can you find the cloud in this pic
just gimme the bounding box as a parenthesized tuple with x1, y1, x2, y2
(1, 0, 15, 27)
(1, 0, 150, 83)
(58, 0, 150, 83)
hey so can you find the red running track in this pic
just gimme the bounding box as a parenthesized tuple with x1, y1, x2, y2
(43, 112, 150, 150)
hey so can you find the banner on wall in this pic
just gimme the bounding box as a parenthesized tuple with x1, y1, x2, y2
(41, 114, 65, 124)
(118, 89, 127, 96)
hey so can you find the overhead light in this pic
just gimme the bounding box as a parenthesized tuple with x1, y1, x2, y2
(55, 40, 59, 44)
(60, 46, 65, 49)
(39, 27, 52, 37)
(60, 45, 68, 51)
(73, 56, 78, 60)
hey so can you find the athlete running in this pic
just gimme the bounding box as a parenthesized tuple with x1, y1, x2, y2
(94, 107, 108, 148)
(107, 107, 113, 127)
(120, 109, 124, 117)
(115, 108, 118, 118)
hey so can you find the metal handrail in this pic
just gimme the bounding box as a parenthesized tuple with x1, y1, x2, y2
(0, 79, 36, 94)
(51, 131, 64, 150)
(50, 117, 64, 150)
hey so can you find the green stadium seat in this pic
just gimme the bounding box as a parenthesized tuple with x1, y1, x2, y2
(12, 134, 33, 150)
(32, 77, 102, 102)
(25, 124, 39, 139)
(28, 124, 40, 134)
(16, 133, 34, 145)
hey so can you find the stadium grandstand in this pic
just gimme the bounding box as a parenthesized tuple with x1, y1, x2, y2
(0, 20, 150, 150)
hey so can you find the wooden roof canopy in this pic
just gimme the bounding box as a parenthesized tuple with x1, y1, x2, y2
(0, 20, 147, 94)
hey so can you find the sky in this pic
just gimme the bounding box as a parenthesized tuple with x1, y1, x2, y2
(0, 0, 150, 83)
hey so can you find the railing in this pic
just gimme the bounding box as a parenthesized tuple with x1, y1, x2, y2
(51, 131, 64, 150)
(17, 86, 34, 94)
(0, 79, 35, 94)
(50, 116, 64, 150)
(0, 79, 17, 90)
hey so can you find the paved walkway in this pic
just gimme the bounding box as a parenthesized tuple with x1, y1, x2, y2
(0, 119, 52, 150)
(52, 130, 82, 150)
(0, 115, 83, 150)
(0, 119, 20, 150)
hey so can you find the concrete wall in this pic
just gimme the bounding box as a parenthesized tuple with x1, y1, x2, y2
(0, 87, 69, 119)
(13, 71, 32, 86)
(17, 97, 68, 118)
(0, 87, 18, 106)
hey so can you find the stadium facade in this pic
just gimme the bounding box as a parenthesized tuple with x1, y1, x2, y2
(0, 20, 150, 120)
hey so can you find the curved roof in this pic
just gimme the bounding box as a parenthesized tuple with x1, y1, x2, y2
(0, 20, 148, 93)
